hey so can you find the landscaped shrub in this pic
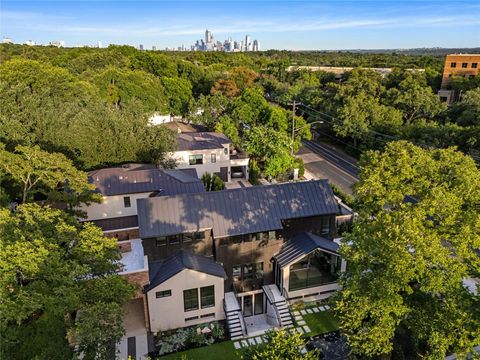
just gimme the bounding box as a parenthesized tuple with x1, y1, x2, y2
(201, 172, 225, 191)
(293, 157, 305, 178)
(155, 321, 226, 356)
(330, 183, 355, 208)
(248, 159, 261, 185)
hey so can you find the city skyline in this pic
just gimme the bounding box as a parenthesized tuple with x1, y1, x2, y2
(1, 1, 480, 50)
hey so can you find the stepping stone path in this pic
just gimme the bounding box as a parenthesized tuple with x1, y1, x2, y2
(234, 341, 241, 349)
(324, 305, 330, 310)
(306, 308, 314, 314)
(296, 327, 305, 334)
(319, 306, 326, 311)
(300, 309, 307, 315)
(241, 340, 249, 347)
(248, 338, 256, 346)
(255, 336, 263, 344)
(313, 307, 320, 313)
(297, 320, 306, 326)
(303, 325, 311, 333)
(293, 310, 300, 316)
(294, 315, 303, 321)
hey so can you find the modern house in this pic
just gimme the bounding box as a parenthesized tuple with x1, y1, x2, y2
(167, 132, 250, 182)
(80, 163, 204, 240)
(83, 172, 351, 359)
(133, 180, 348, 342)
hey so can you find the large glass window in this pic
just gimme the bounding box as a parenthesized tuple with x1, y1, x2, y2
(232, 265, 241, 281)
(254, 292, 264, 315)
(183, 288, 199, 312)
(289, 250, 341, 292)
(189, 154, 203, 165)
(200, 286, 215, 308)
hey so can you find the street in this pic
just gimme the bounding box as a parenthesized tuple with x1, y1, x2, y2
(297, 140, 359, 195)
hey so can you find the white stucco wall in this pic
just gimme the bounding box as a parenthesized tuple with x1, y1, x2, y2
(147, 269, 225, 333)
(167, 146, 233, 181)
(79, 192, 152, 221)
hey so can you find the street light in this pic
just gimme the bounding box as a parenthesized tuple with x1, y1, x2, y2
(291, 119, 324, 155)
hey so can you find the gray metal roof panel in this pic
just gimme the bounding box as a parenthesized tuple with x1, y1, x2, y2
(145, 250, 227, 291)
(90, 166, 204, 197)
(274, 232, 340, 268)
(176, 132, 232, 151)
(138, 180, 340, 239)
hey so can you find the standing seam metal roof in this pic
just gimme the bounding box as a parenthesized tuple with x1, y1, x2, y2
(274, 232, 340, 268)
(145, 250, 227, 291)
(137, 180, 339, 239)
(89, 166, 204, 196)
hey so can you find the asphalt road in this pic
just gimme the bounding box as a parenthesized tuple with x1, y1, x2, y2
(297, 140, 359, 195)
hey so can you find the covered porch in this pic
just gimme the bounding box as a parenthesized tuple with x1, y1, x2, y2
(273, 232, 346, 302)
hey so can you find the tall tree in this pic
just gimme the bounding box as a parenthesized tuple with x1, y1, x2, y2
(0, 204, 134, 360)
(336, 141, 480, 359)
(0, 144, 100, 208)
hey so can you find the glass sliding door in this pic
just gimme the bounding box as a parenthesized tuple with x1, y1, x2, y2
(243, 295, 253, 317)
(254, 292, 264, 315)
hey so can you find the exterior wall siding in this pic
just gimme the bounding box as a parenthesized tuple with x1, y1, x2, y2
(143, 229, 213, 261)
(441, 54, 480, 88)
(215, 237, 284, 292)
(80, 192, 153, 220)
(146, 269, 225, 332)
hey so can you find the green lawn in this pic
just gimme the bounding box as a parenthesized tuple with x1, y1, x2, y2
(302, 310, 339, 336)
(159, 340, 241, 360)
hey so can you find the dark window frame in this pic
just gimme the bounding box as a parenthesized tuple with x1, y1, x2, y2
(462, 62, 468, 68)
(189, 154, 203, 165)
(472, 63, 478, 69)
(450, 62, 457, 68)
(211, 153, 216, 163)
(183, 288, 199, 312)
(200, 285, 215, 308)
(155, 236, 167, 246)
(123, 196, 131, 208)
(156, 290, 172, 298)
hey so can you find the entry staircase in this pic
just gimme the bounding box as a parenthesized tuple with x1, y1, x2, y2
(224, 292, 247, 340)
(262, 285, 294, 328)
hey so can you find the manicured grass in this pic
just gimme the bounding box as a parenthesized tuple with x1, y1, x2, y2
(159, 340, 241, 360)
(302, 310, 339, 336)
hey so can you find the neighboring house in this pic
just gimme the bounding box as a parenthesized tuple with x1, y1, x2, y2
(80, 163, 204, 240)
(167, 132, 249, 182)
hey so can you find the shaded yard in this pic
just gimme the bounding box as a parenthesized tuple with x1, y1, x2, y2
(160, 340, 241, 360)
(303, 310, 339, 336)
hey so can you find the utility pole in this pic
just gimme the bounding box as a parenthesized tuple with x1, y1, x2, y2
(291, 100, 296, 155)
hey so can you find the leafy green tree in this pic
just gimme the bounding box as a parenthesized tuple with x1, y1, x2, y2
(201, 172, 225, 191)
(161, 77, 194, 116)
(214, 115, 240, 146)
(0, 204, 135, 360)
(246, 329, 318, 360)
(336, 141, 480, 359)
(386, 73, 447, 123)
(0, 144, 100, 208)
(92, 66, 168, 113)
(451, 87, 480, 126)
(334, 93, 403, 146)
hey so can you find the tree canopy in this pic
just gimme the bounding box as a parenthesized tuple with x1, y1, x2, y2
(0, 204, 135, 359)
(336, 141, 480, 359)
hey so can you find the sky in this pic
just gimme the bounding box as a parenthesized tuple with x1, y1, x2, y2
(1, 1, 480, 50)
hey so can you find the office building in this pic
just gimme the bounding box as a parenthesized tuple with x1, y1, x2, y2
(439, 54, 480, 104)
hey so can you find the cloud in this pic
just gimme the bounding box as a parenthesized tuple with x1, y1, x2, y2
(25, 14, 480, 38)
